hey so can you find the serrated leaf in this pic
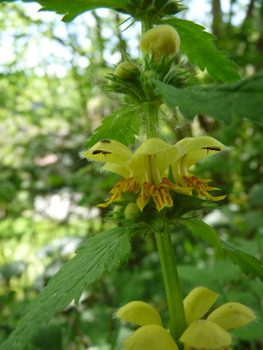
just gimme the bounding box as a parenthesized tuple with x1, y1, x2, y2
(184, 219, 263, 280)
(221, 240, 263, 280)
(165, 18, 240, 83)
(85, 106, 141, 148)
(1, 0, 131, 22)
(183, 219, 222, 252)
(152, 73, 263, 123)
(0, 228, 131, 350)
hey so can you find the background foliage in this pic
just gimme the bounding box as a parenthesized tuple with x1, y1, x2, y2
(0, 1, 263, 349)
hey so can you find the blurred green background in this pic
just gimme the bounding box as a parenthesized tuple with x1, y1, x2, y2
(0, 1, 263, 349)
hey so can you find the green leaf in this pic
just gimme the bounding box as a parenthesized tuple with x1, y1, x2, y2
(183, 219, 222, 252)
(184, 219, 263, 280)
(0, 0, 131, 22)
(152, 73, 263, 123)
(221, 240, 263, 281)
(85, 106, 141, 148)
(0, 228, 131, 350)
(165, 18, 240, 83)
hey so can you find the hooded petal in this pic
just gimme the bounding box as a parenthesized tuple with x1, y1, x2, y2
(117, 301, 163, 327)
(84, 140, 133, 167)
(124, 325, 179, 350)
(179, 320, 232, 349)
(175, 136, 227, 169)
(103, 163, 130, 178)
(184, 287, 218, 324)
(129, 138, 180, 180)
(207, 302, 256, 331)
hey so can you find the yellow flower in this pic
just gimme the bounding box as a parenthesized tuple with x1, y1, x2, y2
(84, 138, 188, 211)
(171, 136, 227, 201)
(116, 287, 256, 350)
(84, 137, 227, 212)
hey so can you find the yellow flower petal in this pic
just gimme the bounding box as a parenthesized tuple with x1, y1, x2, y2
(97, 178, 125, 207)
(187, 175, 226, 201)
(103, 163, 130, 178)
(124, 325, 179, 350)
(117, 301, 163, 327)
(207, 302, 256, 331)
(175, 136, 227, 169)
(179, 320, 232, 349)
(84, 140, 133, 167)
(147, 180, 173, 211)
(184, 287, 218, 324)
(136, 180, 151, 212)
(129, 138, 180, 181)
(97, 177, 140, 207)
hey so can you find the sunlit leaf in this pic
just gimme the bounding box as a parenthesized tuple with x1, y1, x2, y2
(0, 0, 131, 21)
(85, 106, 141, 148)
(152, 73, 263, 123)
(0, 228, 131, 350)
(165, 18, 240, 83)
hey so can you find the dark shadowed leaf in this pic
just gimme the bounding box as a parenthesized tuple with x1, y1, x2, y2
(184, 219, 263, 280)
(152, 73, 263, 123)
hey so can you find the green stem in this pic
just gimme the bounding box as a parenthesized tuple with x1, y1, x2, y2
(141, 16, 187, 348)
(141, 15, 152, 71)
(155, 225, 187, 348)
(145, 103, 159, 138)
(141, 18, 159, 138)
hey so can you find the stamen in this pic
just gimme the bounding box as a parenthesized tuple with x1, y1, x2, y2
(92, 150, 112, 155)
(202, 146, 221, 155)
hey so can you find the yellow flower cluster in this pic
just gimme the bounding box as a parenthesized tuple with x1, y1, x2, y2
(84, 137, 227, 211)
(116, 287, 256, 350)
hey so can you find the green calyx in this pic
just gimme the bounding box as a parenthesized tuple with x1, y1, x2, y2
(126, 0, 187, 22)
(115, 62, 141, 79)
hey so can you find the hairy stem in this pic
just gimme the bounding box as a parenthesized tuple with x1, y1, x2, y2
(141, 18, 159, 138)
(145, 103, 159, 138)
(141, 16, 187, 347)
(155, 225, 187, 348)
(141, 15, 152, 70)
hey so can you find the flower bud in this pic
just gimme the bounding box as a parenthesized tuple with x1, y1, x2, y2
(140, 25, 180, 61)
(115, 62, 140, 79)
(124, 202, 140, 220)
